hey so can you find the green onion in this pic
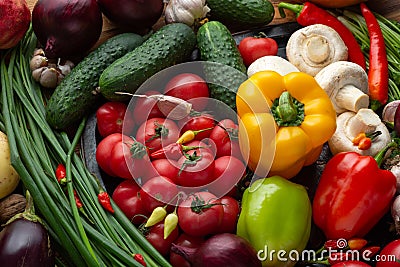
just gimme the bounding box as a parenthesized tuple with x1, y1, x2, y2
(0, 26, 172, 267)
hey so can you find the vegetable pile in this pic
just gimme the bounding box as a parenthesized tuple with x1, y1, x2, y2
(2, 0, 400, 266)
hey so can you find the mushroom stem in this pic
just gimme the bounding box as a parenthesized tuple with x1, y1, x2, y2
(335, 84, 370, 113)
(304, 35, 330, 64)
(344, 109, 381, 139)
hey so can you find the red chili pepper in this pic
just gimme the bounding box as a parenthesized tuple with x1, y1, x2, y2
(324, 239, 341, 250)
(360, 3, 389, 110)
(98, 191, 114, 214)
(278, 2, 366, 70)
(149, 143, 201, 160)
(73, 190, 83, 209)
(133, 254, 147, 267)
(55, 163, 67, 185)
(313, 150, 396, 239)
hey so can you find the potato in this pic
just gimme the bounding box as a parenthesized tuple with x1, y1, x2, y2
(0, 131, 20, 199)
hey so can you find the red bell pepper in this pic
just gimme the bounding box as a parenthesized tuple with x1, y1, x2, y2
(313, 148, 396, 239)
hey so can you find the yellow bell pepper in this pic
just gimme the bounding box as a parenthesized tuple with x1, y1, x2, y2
(236, 71, 336, 179)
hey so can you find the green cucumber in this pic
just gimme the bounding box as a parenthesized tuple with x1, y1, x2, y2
(99, 23, 197, 101)
(207, 0, 275, 29)
(197, 21, 247, 111)
(45, 32, 144, 130)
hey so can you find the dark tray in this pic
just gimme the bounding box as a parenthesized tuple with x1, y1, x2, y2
(81, 21, 396, 265)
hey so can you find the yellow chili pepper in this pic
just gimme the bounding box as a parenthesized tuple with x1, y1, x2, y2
(236, 71, 337, 179)
(145, 206, 167, 227)
(163, 212, 178, 239)
(176, 127, 214, 144)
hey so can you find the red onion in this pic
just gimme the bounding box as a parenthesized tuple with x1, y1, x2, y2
(171, 233, 262, 267)
(97, 0, 164, 33)
(32, 0, 103, 59)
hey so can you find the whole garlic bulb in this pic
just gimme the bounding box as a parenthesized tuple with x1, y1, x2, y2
(165, 0, 210, 27)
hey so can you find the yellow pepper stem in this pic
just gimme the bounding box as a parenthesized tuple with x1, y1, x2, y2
(272, 92, 305, 127)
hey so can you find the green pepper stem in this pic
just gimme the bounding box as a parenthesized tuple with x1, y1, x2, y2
(278, 2, 304, 18)
(374, 141, 398, 167)
(276, 92, 298, 123)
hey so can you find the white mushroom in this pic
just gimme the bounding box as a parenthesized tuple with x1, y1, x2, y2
(286, 24, 348, 76)
(315, 61, 369, 114)
(328, 108, 391, 156)
(247, 55, 300, 77)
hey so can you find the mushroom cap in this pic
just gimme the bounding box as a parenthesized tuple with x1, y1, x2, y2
(315, 61, 369, 114)
(247, 55, 300, 77)
(286, 24, 348, 76)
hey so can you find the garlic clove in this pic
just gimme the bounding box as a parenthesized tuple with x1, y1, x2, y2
(30, 54, 48, 71)
(32, 67, 46, 82)
(40, 68, 60, 89)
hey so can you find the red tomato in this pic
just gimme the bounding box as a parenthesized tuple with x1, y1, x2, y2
(177, 191, 224, 237)
(238, 36, 279, 67)
(136, 117, 180, 152)
(96, 101, 133, 138)
(376, 239, 400, 267)
(216, 196, 240, 234)
(132, 90, 165, 125)
(146, 222, 179, 256)
(175, 149, 215, 188)
(96, 133, 122, 176)
(184, 140, 216, 157)
(169, 233, 205, 267)
(332, 261, 372, 267)
(164, 73, 209, 111)
(209, 156, 246, 197)
(96, 133, 151, 179)
(140, 176, 180, 214)
(112, 180, 147, 224)
(179, 113, 215, 142)
(208, 119, 241, 159)
(151, 159, 179, 183)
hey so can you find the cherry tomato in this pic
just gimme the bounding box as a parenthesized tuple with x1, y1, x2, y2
(140, 176, 180, 214)
(146, 222, 179, 257)
(136, 117, 180, 152)
(164, 73, 209, 111)
(169, 233, 205, 267)
(177, 191, 224, 237)
(209, 156, 246, 197)
(208, 119, 241, 159)
(332, 261, 372, 267)
(132, 90, 165, 125)
(112, 180, 147, 224)
(376, 239, 400, 267)
(96, 101, 133, 138)
(216, 196, 240, 234)
(238, 36, 278, 67)
(96, 133, 151, 179)
(175, 149, 215, 188)
(151, 159, 179, 183)
(179, 113, 215, 142)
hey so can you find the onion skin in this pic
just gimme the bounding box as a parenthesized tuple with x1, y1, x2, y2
(32, 0, 103, 59)
(171, 233, 262, 267)
(0, 218, 54, 267)
(97, 0, 164, 33)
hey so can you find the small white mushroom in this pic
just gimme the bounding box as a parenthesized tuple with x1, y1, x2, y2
(328, 108, 391, 156)
(286, 24, 348, 76)
(315, 61, 369, 114)
(247, 55, 300, 77)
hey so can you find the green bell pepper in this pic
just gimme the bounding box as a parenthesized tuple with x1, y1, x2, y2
(237, 176, 312, 267)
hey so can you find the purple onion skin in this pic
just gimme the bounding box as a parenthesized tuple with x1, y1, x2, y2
(32, 0, 103, 59)
(171, 233, 262, 267)
(97, 0, 163, 33)
(0, 218, 54, 267)
(394, 102, 400, 137)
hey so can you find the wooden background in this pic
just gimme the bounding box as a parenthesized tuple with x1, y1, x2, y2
(26, 0, 400, 47)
